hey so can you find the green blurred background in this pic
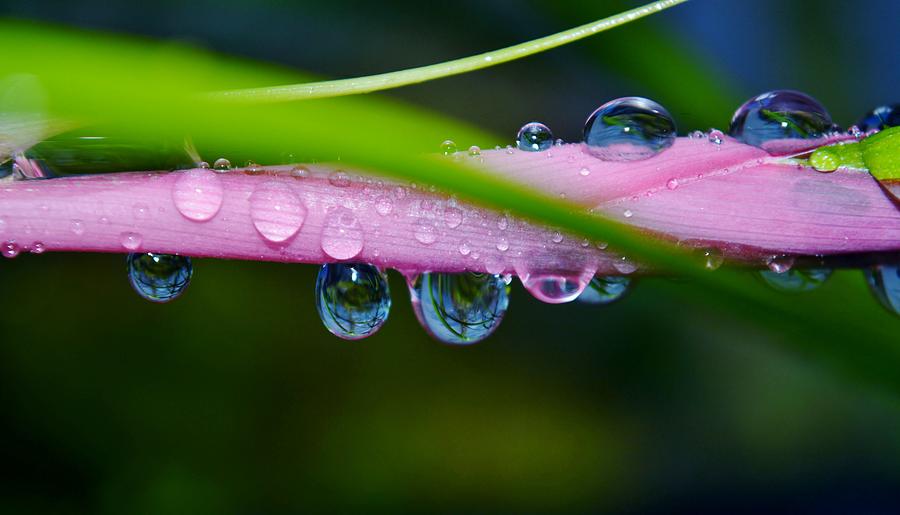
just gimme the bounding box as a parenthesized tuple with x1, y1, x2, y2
(1, 0, 900, 512)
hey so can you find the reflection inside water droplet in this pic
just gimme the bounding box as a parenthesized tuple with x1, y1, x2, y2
(865, 264, 900, 316)
(516, 122, 554, 152)
(728, 90, 832, 152)
(759, 267, 831, 292)
(409, 272, 510, 345)
(315, 263, 391, 340)
(127, 252, 192, 302)
(577, 275, 631, 305)
(583, 96, 676, 161)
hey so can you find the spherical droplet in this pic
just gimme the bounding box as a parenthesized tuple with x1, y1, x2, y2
(866, 264, 900, 316)
(443, 207, 463, 229)
(172, 168, 224, 222)
(708, 129, 725, 145)
(856, 104, 900, 132)
(702, 248, 724, 270)
(441, 140, 457, 155)
(328, 170, 351, 188)
(759, 267, 831, 293)
(290, 165, 310, 178)
(728, 90, 832, 151)
(2, 241, 19, 258)
(120, 232, 142, 251)
(315, 263, 391, 340)
(248, 180, 306, 243)
(765, 254, 795, 274)
(127, 252, 192, 303)
(213, 158, 231, 171)
(515, 261, 597, 304)
(414, 219, 438, 245)
(577, 275, 631, 305)
(516, 122, 554, 152)
(409, 272, 510, 345)
(666, 178, 679, 190)
(458, 241, 471, 256)
(468, 146, 481, 157)
(321, 207, 364, 260)
(583, 96, 676, 161)
(30, 242, 45, 254)
(496, 237, 509, 252)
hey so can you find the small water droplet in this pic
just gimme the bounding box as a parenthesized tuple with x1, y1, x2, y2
(689, 130, 706, 139)
(120, 232, 142, 251)
(707, 129, 725, 145)
(623, 209, 633, 218)
(551, 231, 563, 243)
(213, 158, 231, 171)
(2, 241, 19, 258)
(315, 263, 391, 340)
(248, 180, 306, 243)
(516, 122, 554, 152)
(290, 165, 310, 178)
(414, 219, 438, 245)
(172, 169, 224, 222)
(328, 170, 351, 188)
(583, 96, 676, 161)
(321, 208, 364, 260)
(666, 178, 679, 190)
(443, 207, 463, 228)
(468, 146, 481, 157)
(505, 145, 514, 155)
(30, 242, 45, 254)
(577, 275, 631, 305)
(856, 104, 900, 132)
(579, 167, 591, 177)
(133, 202, 150, 220)
(765, 254, 795, 274)
(458, 241, 471, 256)
(613, 256, 638, 275)
(198, 161, 210, 169)
(865, 264, 900, 315)
(441, 140, 457, 155)
(409, 272, 510, 345)
(760, 267, 831, 292)
(71, 219, 85, 236)
(515, 262, 597, 304)
(496, 237, 509, 252)
(702, 247, 724, 270)
(375, 196, 393, 216)
(729, 90, 832, 151)
(127, 253, 192, 302)
(596, 241, 609, 250)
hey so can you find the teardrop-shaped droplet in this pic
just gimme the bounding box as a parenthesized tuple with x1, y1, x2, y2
(583, 96, 676, 161)
(127, 252, 192, 302)
(409, 272, 509, 345)
(759, 267, 831, 292)
(577, 275, 631, 305)
(172, 168, 224, 222)
(765, 254, 795, 274)
(865, 264, 900, 316)
(321, 207, 364, 260)
(120, 232, 142, 251)
(315, 263, 391, 340)
(248, 180, 306, 243)
(856, 104, 900, 132)
(515, 260, 597, 304)
(516, 122, 554, 152)
(728, 90, 832, 152)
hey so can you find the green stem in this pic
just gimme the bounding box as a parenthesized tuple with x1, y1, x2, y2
(210, 0, 688, 103)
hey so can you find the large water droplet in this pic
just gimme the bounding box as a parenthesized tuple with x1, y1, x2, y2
(321, 207, 364, 260)
(866, 264, 900, 316)
(728, 90, 832, 151)
(515, 260, 597, 304)
(583, 96, 676, 161)
(759, 267, 831, 292)
(172, 169, 224, 222)
(127, 252, 192, 302)
(315, 263, 391, 340)
(248, 180, 306, 243)
(856, 104, 900, 132)
(409, 272, 509, 345)
(516, 122, 554, 152)
(577, 275, 631, 305)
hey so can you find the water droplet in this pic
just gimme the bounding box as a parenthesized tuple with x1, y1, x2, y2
(613, 256, 638, 275)
(443, 207, 463, 228)
(579, 167, 591, 177)
(172, 169, 224, 222)
(728, 90, 832, 151)
(707, 129, 724, 145)
(414, 219, 438, 245)
(198, 161, 210, 169)
(120, 232, 142, 251)
(290, 165, 310, 178)
(213, 158, 231, 171)
(689, 130, 706, 139)
(248, 180, 306, 243)
(515, 261, 597, 304)
(127, 253, 192, 302)
(623, 209, 633, 218)
(856, 104, 900, 132)
(516, 122, 554, 152)
(759, 267, 831, 292)
(468, 146, 481, 157)
(315, 263, 391, 340)
(30, 242, 45, 254)
(866, 264, 900, 316)
(328, 170, 351, 188)
(702, 247, 724, 270)
(71, 219, 85, 236)
(765, 254, 795, 274)
(409, 272, 510, 345)
(551, 231, 564, 243)
(583, 96, 676, 161)
(577, 275, 631, 305)
(666, 178, 679, 190)
(458, 241, 471, 256)
(375, 196, 393, 216)
(497, 216, 509, 231)
(496, 237, 509, 252)
(321, 208, 364, 260)
(441, 140, 457, 155)
(2, 241, 19, 258)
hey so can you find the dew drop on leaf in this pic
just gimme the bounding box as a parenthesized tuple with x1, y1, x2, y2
(172, 169, 224, 222)
(516, 122, 554, 152)
(728, 90, 832, 152)
(248, 180, 306, 243)
(409, 272, 509, 345)
(315, 263, 391, 340)
(321, 208, 364, 260)
(583, 96, 676, 161)
(127, 252, 192, 303)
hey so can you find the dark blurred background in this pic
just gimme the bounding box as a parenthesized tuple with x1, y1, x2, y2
(1, 0, 900, 513)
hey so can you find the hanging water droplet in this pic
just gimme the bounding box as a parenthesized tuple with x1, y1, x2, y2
(707, 129, 724, 145)
(702, 248, 724, 270)
(515, 261, 597, 304)
(315, 263, 391, 340)
(443, 207, 463, 229)
(120, 232, 142, 251)
(865, 264, 900, 316)
(765, 254, 795, 274)
(172, 169, 224, 222)
(583, 96, 676, 161)
(577, 275, 631, 305)
(414, 219, 438, 245)
(441, 140, 458, 155)
(759, 267, 831, 292)
(213, 158, 231, 171)
(666, 178, 679, 190)
(409, 272, 510, 345)
(248, 180, 306, 243)
(2, 241, 19, 258)
(321, 208, 364, 260)
(614, 256, 638, 275)
(516, 122, 554, 152)
(127, 252, 192, 303)
(30, 242, 45, 254)
(728, 90, 832, 151)
(328, 170, 351, 188)
(856, 104, 900, 132)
